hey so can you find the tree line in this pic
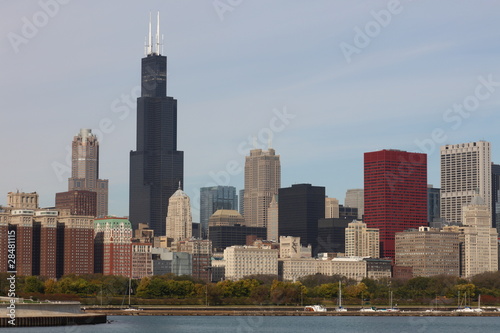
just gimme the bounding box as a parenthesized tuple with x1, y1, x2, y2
(1, 271, 499, 306)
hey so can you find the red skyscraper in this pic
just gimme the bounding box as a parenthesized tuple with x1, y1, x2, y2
(364, 150, 427, 258)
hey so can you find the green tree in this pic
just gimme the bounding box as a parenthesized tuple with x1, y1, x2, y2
(23, 276, 45, 293)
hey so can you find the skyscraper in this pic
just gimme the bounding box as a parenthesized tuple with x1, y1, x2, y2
(130, 13, 184, 235)
(244, 148, 280, 228)
(278, 183, 325, 255)
(364, 149, 427, 258)
(491, 163, 500, 232)
(68, 129, 108, 217)
(344, 189, 364, 219)
(166, 187, 192, 242)
(200, 186, 238, 237)
(440, 141, 491, 225)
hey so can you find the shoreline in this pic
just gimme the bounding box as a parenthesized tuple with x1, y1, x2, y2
(85, 306, 500, 317)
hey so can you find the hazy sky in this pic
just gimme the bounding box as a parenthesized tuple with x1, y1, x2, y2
(1, 0, 500, 222)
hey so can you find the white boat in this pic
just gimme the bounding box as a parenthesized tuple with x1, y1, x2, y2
(304, 305, 327, 312)
(359, 307, 376, 312)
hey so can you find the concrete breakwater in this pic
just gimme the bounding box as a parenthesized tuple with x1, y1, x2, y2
(0, 302, 107, 328)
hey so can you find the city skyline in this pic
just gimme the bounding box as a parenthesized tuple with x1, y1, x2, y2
(1, 1, 500, 222)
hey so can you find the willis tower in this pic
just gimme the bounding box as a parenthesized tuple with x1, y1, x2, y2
(130, 12, 184, 235)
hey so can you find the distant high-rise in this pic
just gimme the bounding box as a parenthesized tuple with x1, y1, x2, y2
(345, 220, 379, 258)
(427, 185, 441, 227)
(68, 129, 108, 218)
(491, 163, 500, 232)
(325, 197, 339, 219)
(200, 186, 238, 237)
(364, 149, 427, 258)
(239, 189, 245, 215)
(244, 148, 280, 228)
(278, 184, 325, 255)
(129, 13, 184, 235)
(440, 141, 491, 225)
(344, 189, 364, 219)
(166, 186, 192, 242)
(267, 195, 279, 241)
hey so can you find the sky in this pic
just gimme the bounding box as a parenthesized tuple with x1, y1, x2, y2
(1, 0, 500, 223)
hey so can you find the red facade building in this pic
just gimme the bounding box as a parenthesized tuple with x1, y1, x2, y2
(364, 150, 427, 258)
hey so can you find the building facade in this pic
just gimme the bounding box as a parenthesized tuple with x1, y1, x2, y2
(364, 149, 427, 258)
(68, 129, 108, 218)
(344, 189, 364, 219)
(223, 245, 279, 281)
(440, 141, 491, 225)
(267, 195, 279, 241)
(165, 187, 192, 242)
(200, 186, 238, 238)
(491, 163, 500, 232)
(278, 184, 325, 255)
(94, 217, 132, 277)
(243, 148, 280, 228)
(325, 197, 339, 219)
(129, 16, 184, 235)
(55, 190, 97, 217)
(345, 220, 379, 258)
(395, 227, 460, 277)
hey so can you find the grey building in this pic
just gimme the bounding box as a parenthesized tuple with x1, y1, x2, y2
(200, 186, 238, 238)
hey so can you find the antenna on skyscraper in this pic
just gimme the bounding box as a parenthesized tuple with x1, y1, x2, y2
(156, 11, 160, 55)
(146, 12, 153, 55)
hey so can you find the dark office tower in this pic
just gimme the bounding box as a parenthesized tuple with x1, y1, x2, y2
(364, 149, 427, 258)
(130, 13, 184, 235)
(491, 163, 500, 231)
(427, 185, 441, 228)
(200, 186, 238, 238)
(278, 184, 325, 255)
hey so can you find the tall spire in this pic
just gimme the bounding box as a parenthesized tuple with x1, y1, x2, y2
(147, 12, 153, 55)
(156, 11, 160, 55)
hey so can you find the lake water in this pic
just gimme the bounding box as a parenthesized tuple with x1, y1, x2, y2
(12, 315, 500, 333)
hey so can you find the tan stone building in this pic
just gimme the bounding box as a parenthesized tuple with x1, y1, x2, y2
(243, 148, 280, 228)
(267, 195, 279, 240)
(345, 220, 379, 258)
(279, 236, 311, 259)
(223, 245, 279, 281)
(166, 187, 192, 242)
(325, 197, 339, 219)
(344, 189, 364, 219)
(395, 226, 460, 277)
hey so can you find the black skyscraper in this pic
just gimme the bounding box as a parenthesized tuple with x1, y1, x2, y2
(278, 184, 325, 256)
(130, 16, 184, 235)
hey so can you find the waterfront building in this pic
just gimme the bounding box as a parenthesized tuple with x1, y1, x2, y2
(364, 149, 427, 258)
(223, 245, 279, 281)
(132, 242, 153, 279)
(94, 217, 132, 277)
(395, 226, 460, 277)
(440, 141, 491, 225)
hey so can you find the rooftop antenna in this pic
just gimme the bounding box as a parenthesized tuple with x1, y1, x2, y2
(147, 12, 152, 55)
(156, 11, 160, 55)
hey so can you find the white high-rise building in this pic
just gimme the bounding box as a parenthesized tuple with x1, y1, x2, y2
(440, 141, 491, 225)
(344, 189, 364, 219)
(166, 186, 192, 242)
(223, 245, 279, 281)
(460, 196, 498, 277)
(345, 220, 379, 258)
